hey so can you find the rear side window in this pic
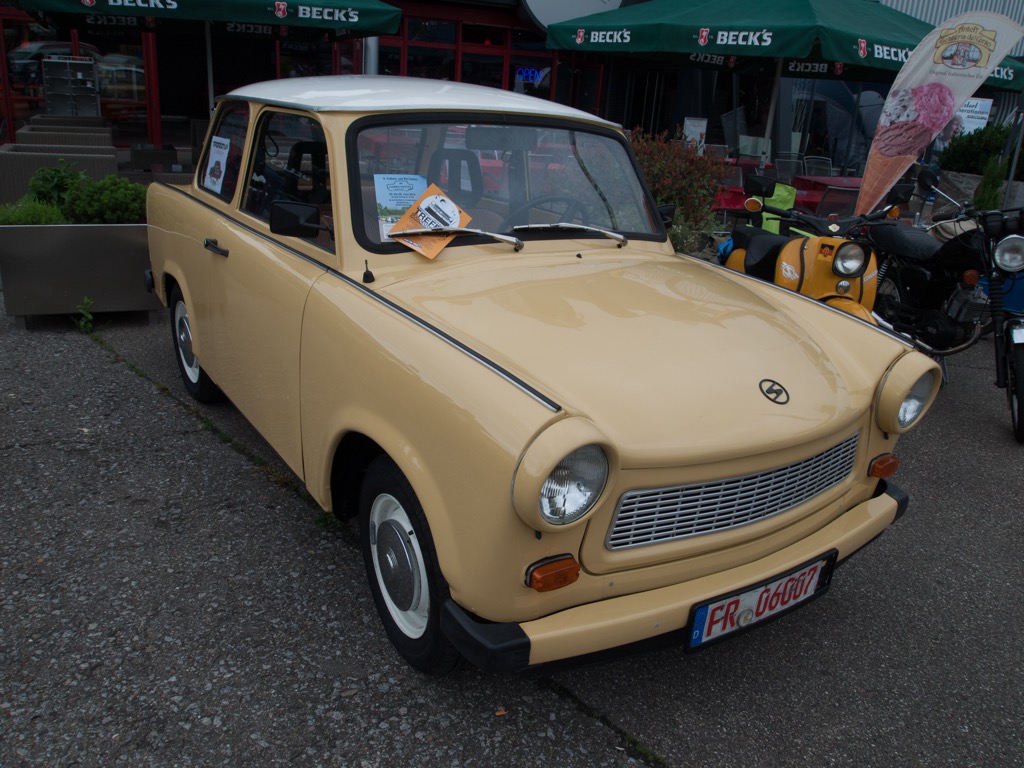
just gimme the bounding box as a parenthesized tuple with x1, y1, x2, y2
(199, 102, 249, 202)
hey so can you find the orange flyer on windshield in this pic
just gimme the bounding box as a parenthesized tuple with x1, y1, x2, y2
(389, 183, 472, 259)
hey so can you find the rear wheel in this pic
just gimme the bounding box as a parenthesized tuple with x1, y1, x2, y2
(1007, 341, 1024, 443)
(360, 455, 462, 675)
(169, 285, 220, 403)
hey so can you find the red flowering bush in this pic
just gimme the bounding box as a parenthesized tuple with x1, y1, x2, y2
(629, 127, 723, 252)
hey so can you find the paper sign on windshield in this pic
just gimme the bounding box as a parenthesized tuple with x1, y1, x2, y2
(388, 183, 472, 259)
(373, 174, 428, 240)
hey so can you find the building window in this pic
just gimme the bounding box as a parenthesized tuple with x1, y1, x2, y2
(379, 14, 557, 100)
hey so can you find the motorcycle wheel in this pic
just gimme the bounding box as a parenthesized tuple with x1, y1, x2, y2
(1008, 342, 1024, 444)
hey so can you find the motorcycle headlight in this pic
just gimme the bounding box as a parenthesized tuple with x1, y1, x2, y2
(994, 234, 1024, 273)
(833, 242, 868, 277)
(513, 419, 611, 531)
(876, 353, 941, 434)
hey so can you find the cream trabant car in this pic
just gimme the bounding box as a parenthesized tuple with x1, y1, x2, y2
(147, 75, 940, 674)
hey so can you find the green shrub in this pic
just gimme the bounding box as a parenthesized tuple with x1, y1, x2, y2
(17, 165, 149, 225)
(62, 175, 148, 224)
(28, 160, 88, 208)
(0, 199, 68, 225)
(974, 156, 1008, 209)
(629, 127, 722, 252)
(938, 122, 1022, 180)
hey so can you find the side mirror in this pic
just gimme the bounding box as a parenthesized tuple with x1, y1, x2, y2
(743, 174, 776, 199)
(658, 203, 676, 227)
(917, 169, 938, 193)
(269, 200, 330, 237)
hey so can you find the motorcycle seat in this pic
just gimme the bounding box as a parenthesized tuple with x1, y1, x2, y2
(870, 221, 941, 262)
(732, 226, 794, 281)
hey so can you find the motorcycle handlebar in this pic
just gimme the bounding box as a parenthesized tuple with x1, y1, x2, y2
(754, 200, 891, 236)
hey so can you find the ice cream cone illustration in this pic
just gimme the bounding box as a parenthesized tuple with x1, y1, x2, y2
(856, 145, 918, 215)
(857, 82, 956, 215)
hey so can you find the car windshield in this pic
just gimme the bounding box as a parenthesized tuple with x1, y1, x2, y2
(352, 119, 661, 250)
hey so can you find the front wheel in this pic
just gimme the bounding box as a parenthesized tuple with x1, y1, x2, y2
(360, 455, 462, 674)
(169, 285, 220, 403)
(1007, 340, 1024, 443)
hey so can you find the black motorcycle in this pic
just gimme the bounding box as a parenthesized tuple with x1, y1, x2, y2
(867, 170, 1024, 442)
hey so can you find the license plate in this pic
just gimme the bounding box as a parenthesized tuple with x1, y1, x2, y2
(687, 551, 837, 651)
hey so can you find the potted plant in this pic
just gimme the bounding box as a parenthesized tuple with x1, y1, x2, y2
(0, 161, 160, 326)
(629, 127, 722, 253)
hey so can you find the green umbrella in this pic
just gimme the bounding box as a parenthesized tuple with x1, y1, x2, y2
(17, 0, 401, 34)
(547, 0, 1023, 91)
(549, 0, 1024, 170)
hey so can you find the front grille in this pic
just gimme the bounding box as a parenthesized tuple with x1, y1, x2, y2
(607, 434, 860, 550)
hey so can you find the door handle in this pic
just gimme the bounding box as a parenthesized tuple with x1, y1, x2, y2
(203, 238, 229, 257)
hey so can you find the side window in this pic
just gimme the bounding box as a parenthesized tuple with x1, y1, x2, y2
(199, 103, 249, 201)
(242, 111, 332, 248)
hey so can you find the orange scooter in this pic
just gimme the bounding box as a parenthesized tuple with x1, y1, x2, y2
(719, 175, 900, 324)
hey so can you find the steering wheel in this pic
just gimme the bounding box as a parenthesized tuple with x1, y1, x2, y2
(501, 195, 585, 230)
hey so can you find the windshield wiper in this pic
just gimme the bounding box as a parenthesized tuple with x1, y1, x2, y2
(388, 227, 524, 252)
(511, 223, 628, 248)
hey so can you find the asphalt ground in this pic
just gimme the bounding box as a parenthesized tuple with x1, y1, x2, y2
(2, 287, 1022, 767)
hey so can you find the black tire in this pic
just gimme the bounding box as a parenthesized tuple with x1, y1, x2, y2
(360, 455, 462, 675)
(1008, 341, 1024, 444)
(169, 285, 221, 403)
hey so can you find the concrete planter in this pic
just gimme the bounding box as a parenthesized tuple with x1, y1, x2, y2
(0, 144, 119, 204)
(940, 171, 1024, 211)
(0, 224, 160, 325)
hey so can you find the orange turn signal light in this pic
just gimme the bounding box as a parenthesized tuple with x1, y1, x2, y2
(744, 197, 763, 213)
(869, 453, 901, 478)
(887, 206, 901, 219)
(962, 269, 981, 287)
(526, 555, 581, 592)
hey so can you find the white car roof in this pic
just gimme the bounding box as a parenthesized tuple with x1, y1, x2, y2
(224, 75, 618, 127)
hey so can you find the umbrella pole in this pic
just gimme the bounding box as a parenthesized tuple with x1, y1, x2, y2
(206, 22, 215, 117)
(841, 82, 863, 175)
(800, 81, 817, 154)
(1003, 111, 1024, 209)
(760, 58, 783, 170)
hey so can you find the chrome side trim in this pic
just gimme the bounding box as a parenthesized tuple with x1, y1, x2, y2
(154, 184, 562, 413)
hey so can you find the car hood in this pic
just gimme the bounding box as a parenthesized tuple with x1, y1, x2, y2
(378, 249, 901, 465)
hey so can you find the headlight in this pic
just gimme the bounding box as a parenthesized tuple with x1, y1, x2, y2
(876, 353, 941, 434)
(897, 373, 935, 428)
(994, 234, 1024, 273)
(539, 445, 608, 525)
(833, 242, 868, 277)
(513, 418, 612, 531)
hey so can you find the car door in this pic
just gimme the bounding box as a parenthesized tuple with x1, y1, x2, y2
(202, 108, 332, 476)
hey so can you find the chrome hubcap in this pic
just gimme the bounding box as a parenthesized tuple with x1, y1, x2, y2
(174, 301, 200, 383)
(375, 519, 419, 612)
(369, 493, 428, 639)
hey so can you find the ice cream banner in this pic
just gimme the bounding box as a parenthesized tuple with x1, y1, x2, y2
(855, 12, 1024, 215)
